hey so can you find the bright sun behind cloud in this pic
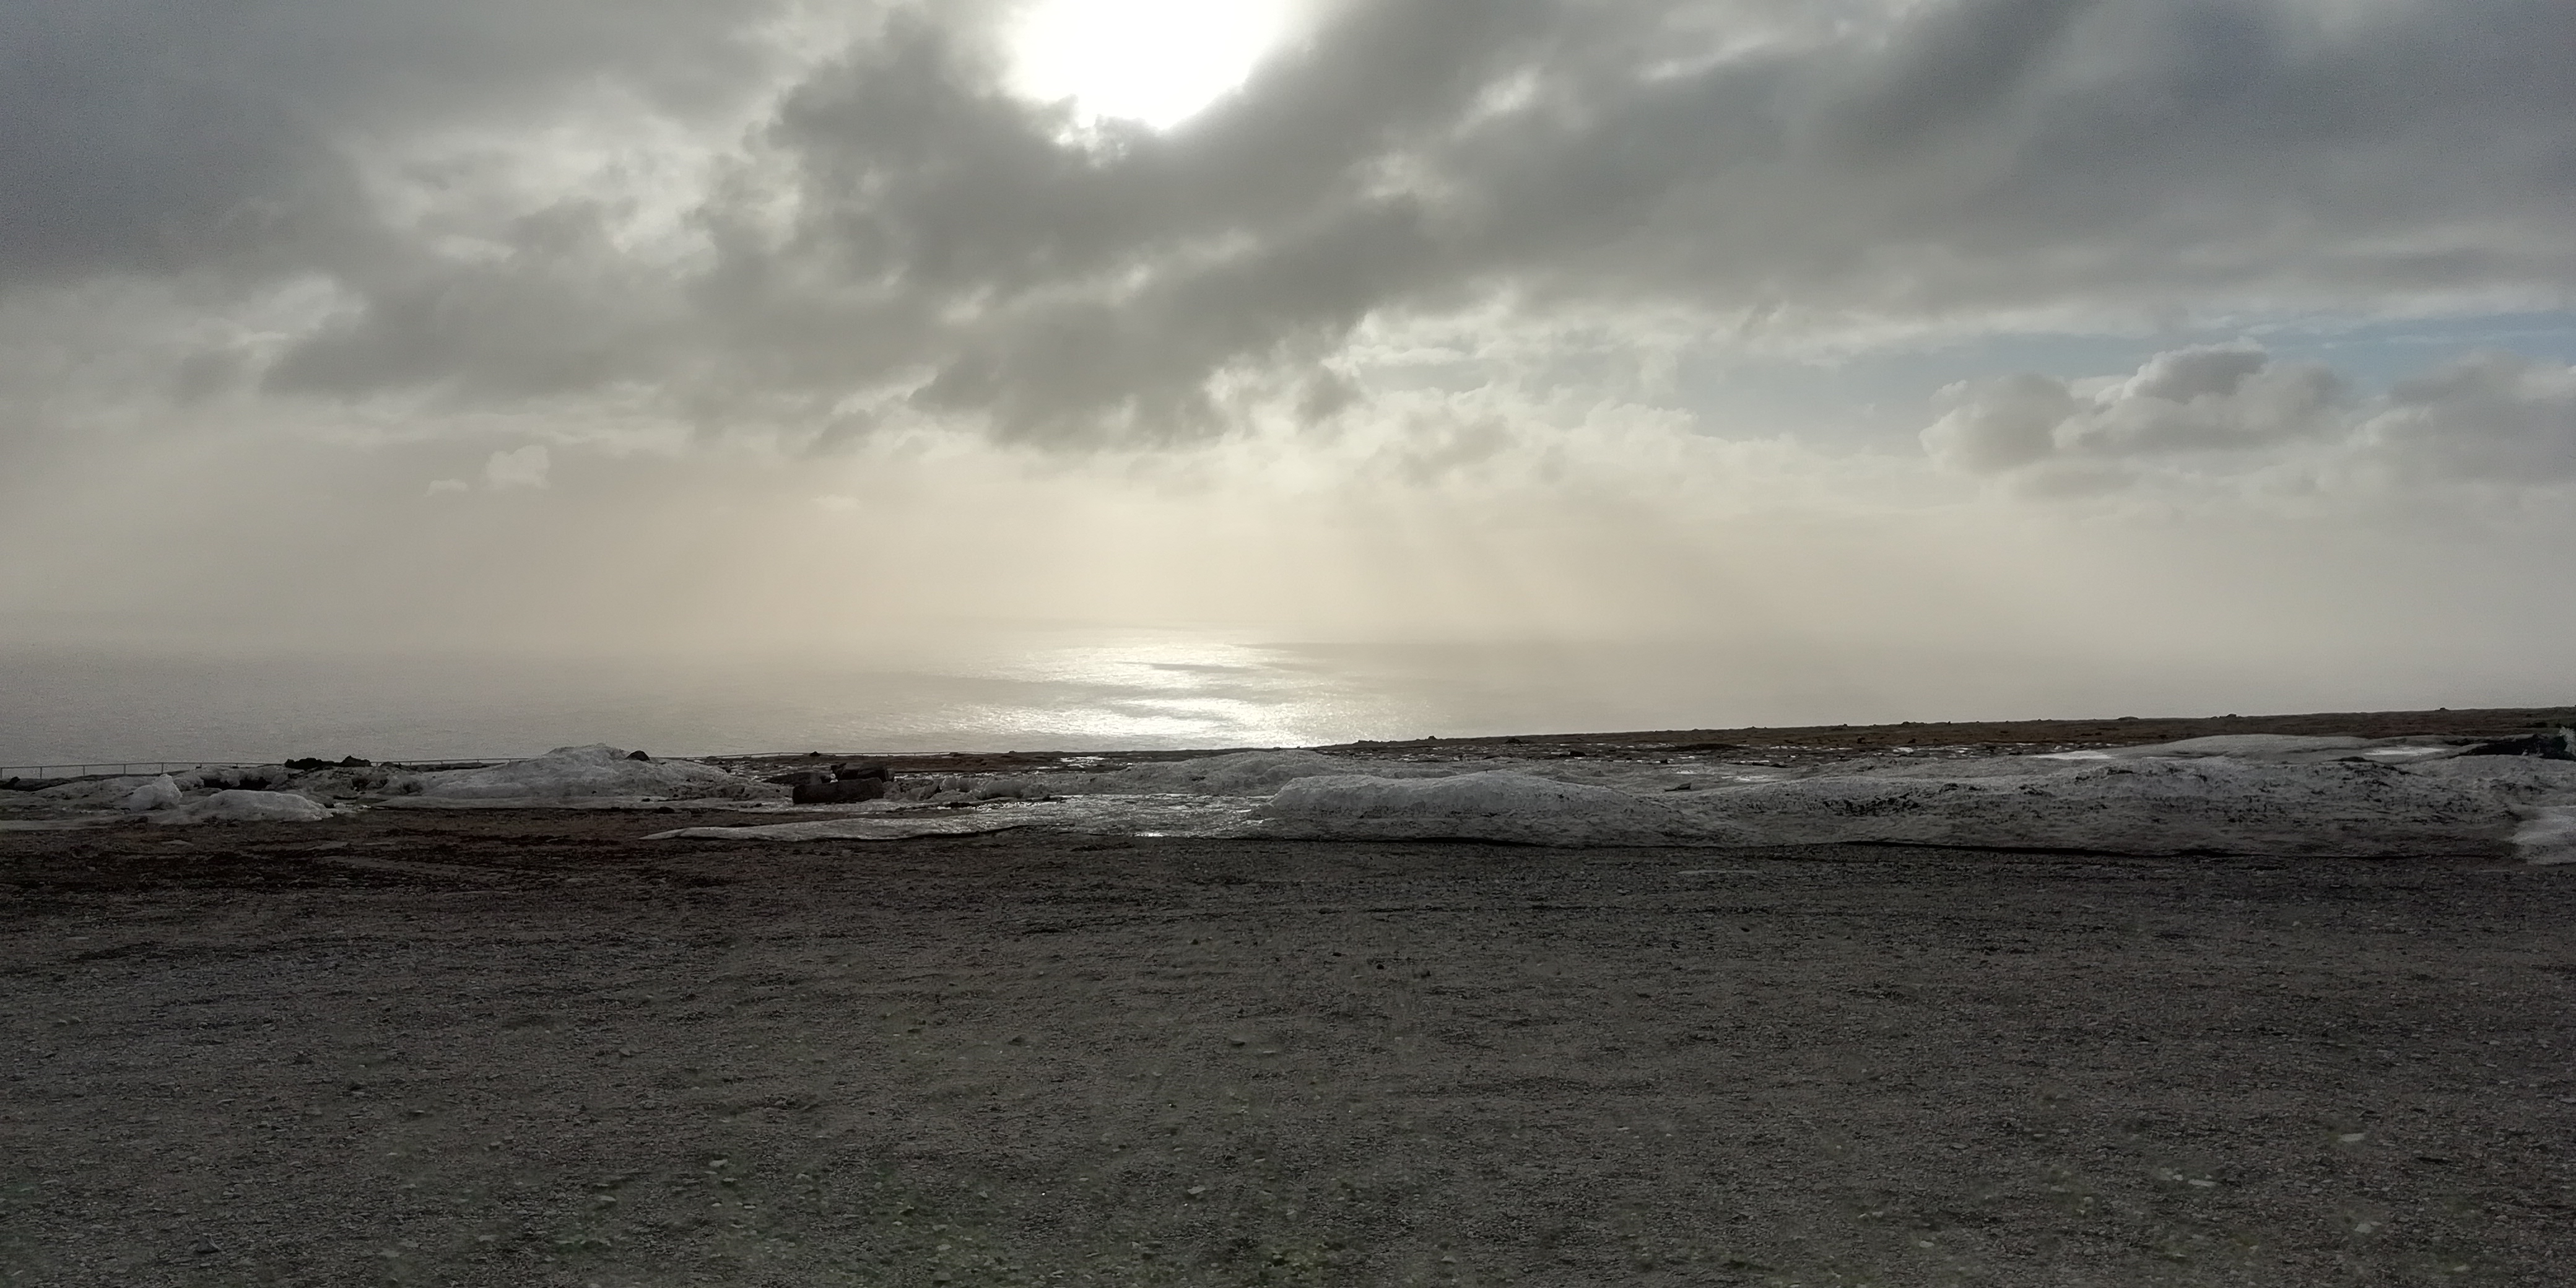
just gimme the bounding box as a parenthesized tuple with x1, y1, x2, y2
(1008, 0, 1297, 128)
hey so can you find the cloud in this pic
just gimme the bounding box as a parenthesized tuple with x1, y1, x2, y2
(483, 445, 551, 490)
(2, 0, 2566, 448)
(1923, 344, 2346, 477)
(1923, 344, 2576, 496)
(7, 0, 2576, 738)
(2361, 352, 2576, 481)
(0, 0, 805, 292)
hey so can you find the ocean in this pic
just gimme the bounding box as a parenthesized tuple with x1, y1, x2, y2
(6, 627, 2440, 772)
(1, 635, 1838, 769)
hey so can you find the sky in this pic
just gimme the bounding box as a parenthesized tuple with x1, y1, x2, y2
(4, 0, 2574, 739)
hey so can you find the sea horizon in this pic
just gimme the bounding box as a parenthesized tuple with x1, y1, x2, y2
(6, 632, 2558, 770)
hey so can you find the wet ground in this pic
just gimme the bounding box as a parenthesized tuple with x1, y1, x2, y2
(5, 811, 2573, 1287)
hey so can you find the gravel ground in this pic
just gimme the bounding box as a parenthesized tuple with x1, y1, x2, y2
(4, 812, 2573, 1287)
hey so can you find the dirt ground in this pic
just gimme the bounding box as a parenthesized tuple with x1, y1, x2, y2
(4, 811, 2573, 1287)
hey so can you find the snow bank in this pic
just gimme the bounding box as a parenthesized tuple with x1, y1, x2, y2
(907, 749, 1461, 803)
(150, 790, 334, 825)
(33, 765, 311, 807)
(2115, 734, 2372, 758)
(647, 793, 1266, 843)
(2514, 807, 2576, 865)
(394, 746, 784, 802)
(121, 775, 183, 812)
(2037, 735, 2465, 763)
(1688, 757, 2576, 855)
(1077, 751, 1413, 795)
(645, 814, 1031, 843)
(1261, 772, 1743, 846)
(1253, 756, 2576, 856)
(37, 774, 175, 807)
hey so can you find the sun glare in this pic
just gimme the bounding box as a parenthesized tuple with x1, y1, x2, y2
(1008, 0, 1296, 129)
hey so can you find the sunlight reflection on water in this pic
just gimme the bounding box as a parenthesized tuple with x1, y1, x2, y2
(2, 633, 1868, 764)
(2, 634, 1422, 763)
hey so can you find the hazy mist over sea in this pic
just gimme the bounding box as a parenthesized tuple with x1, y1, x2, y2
(4, 1, 2573, 759)
(6, 627, 2557, 768)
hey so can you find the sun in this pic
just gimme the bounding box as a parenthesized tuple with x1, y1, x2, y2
(1007, 0, 1298, 129)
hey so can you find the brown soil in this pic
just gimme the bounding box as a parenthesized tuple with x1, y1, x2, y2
(5, 810, 2572, 1286)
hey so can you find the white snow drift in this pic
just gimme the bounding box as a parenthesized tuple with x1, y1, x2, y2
(1251, 752, 2576, 857)
(1262, 772, 1739, 846)
(151, 790, 336, 825)
(2514, 807, 2576, 865)
(120, 775, 185, 812)
(897, 749, 1448, 803)
(637, 737, 2576, 858)
(644, 814, 1032, 843)
(48, 772, 336, 825)
(393, 745, 783, 802)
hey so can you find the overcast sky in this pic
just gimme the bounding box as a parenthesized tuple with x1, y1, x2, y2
(4, 0, 2572, 722)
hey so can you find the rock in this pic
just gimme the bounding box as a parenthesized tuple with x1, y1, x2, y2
(833, 762, 891, 783)
(627, 750, 651, 762)
(2463, 728, 2576, 760)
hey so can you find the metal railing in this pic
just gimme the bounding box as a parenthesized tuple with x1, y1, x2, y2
(1, 758, 505, 781)
(2, 762, 260, 780)
(3, 748, 1099, 783)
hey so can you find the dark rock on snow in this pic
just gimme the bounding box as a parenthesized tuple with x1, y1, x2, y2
(2463, 727, 2576, 760)
(793, 776, 889, 804)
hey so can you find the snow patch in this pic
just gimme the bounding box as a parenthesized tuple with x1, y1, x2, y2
(1082, 750, 1380, 794)
(645, 815, 1030, 842)
(2120, 734, 2373, 757)
(151, 790, 335, 825)
(1254, 756, 2576, 856)
(2513, 807, 2576, 865)
(394, 746, 784, 801)
(37, 774, 176, 807)
(121, 775, 183, 812)
(899, 749, 1447, 804)
(1260, 772, 1739, 846)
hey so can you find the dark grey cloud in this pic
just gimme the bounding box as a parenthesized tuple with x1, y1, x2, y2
(11, 0, 2574, 445)
(0, 0, 801, 287)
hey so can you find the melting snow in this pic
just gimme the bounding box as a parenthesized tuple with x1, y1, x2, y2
(2514, 807, 2576, 865)
(121, 775, 184, 812)
(1261, 772, 1734, 846)
(393, 745, 784, 802)
(1248, 754, 2576, 856)
(646, 795, 1261, 843)
(150, 790, 336, 825)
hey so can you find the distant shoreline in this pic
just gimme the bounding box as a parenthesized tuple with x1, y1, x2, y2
(703, 703, 2576, 777)
(1325, 703, 2576, 753)
(12, 704, 2573, 785)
